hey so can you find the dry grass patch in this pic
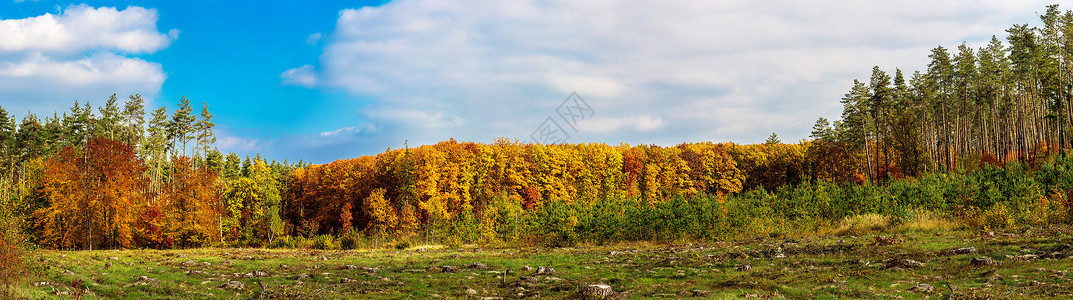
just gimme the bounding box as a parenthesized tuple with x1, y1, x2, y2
(828, 213, 891, 236)
(895, 210, 957, 233)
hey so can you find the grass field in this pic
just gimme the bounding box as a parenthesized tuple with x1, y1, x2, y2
(19, 226, 1073, 299)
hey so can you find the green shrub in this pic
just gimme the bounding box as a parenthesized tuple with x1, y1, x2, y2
(339, 229, 360, 250)
(267, 236, 294, 249)
(392, 239, 411, 250)
(292, 235, 311, 248)
(0, 202, 28, 299)
(310, 235, 336, 250)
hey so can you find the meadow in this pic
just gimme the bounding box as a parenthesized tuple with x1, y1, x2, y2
(21, 224, 1073, 299)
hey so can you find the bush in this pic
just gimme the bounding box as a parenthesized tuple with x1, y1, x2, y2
(310, 235, 336, 250)
(339, 229, 360, 250)
(390, 239, 411, 250)
(0, 202, 28, 298)
(267, 236, 294, 249)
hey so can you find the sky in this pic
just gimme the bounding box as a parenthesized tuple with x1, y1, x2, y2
(0, 0, 1062, 164)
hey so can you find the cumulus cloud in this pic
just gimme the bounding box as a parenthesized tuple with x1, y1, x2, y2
(294, 0, 1055, 152)
(0, 5, 174, 116)
(0, 5, 173, 54)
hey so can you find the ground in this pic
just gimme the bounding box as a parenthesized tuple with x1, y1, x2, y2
(20, 226, 1073, 299)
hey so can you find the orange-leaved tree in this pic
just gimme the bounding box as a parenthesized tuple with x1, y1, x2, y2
(34, 137, 145, 250)
(162, 156, 221, 248)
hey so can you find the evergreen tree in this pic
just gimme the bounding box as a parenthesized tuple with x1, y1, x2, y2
(764, 133, 781, 145)
(169, 97, 196, 158)
(146, 107, 170, 195)
(810, 117, 834, 141)
(194, 103, 216, 161)
(121, 94, 146, 147)
(96, 94, 122, 140)
(224, 153, 242, 180)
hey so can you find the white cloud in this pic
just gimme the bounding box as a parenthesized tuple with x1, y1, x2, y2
(577, 115, 664, 133)
(217, 135, 262, 152)
(362, 107, 465, 130)
(280, 65, 318, 87)
(0, 4, 174, 54)
(0, 5, 174, 116)
(306, 33, 322, 45)
(298, 0, 1056, 150)
(319, 124, 375, 137)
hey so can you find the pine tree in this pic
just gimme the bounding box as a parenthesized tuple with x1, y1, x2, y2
(146, 107, 170, 196)
(810, 117, 834, 141)
(121, 95, 145, 148)
(194, 102, 215, 161)
(96, 94, 122, 140)
(169, 97, 196, 158)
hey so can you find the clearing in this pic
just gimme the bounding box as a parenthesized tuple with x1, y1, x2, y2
(21, 227, 1073, 299)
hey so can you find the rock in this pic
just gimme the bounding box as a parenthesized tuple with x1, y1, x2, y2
(774, 252, 786, 259)
(426, 265, 439, 272)
(361, 267, 379, 274)
(953, 247, 977, 254)
(522, 266, 534, 272)
(340, 278, 353, 283)
(296, 274, 311, 280)
(1030, 280, 1042, 286)
(442, 265, 460, 273)
(970, 257, 995, 266)
(692, 290, 711, 297)
(1019, 254, 1039, 261)
(736, 264, 751, 271)
(248, 271, 268, 277)
(578, 284, 614, 299)
(465, 288, 478, 295)
(188, 270, 206, 276)
(280, 264, 290, 269)
(62, 269, 75, 275)
(181, 260, 196, 266)
(908, 283, 934, 293)
(109, 257, 119, 260)
(219, 281, 245, 290)
(468, 262, 488, 270)
(132, 276, 159, 286)
(533, 266, 556, 275)
(342, 265, 359, 270)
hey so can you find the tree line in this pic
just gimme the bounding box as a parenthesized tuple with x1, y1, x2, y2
(0, 96, 305, 250)
(7, 4, 1073, 250)
(817, 4, 1073, 180)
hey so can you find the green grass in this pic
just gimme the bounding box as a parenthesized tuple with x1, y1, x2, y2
(15, 226, 1073, 299)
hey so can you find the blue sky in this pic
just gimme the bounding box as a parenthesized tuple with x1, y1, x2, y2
(0, 0, 1059, 163)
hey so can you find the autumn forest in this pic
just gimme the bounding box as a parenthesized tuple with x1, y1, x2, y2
(7, 5, 1073, 256)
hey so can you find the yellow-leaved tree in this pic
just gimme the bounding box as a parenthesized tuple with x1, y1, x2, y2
(365, 188, 397, 236)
